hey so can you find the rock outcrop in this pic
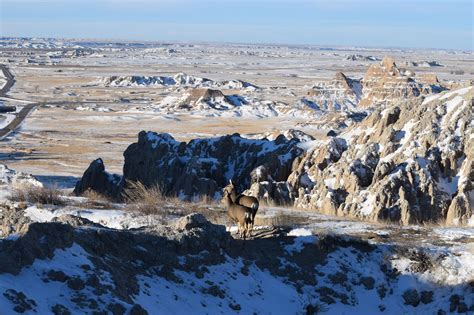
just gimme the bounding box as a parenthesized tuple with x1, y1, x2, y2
(0, 201, 31, 237)
(159, 88, 246, 112)
(345, 54, 379, 61)
(0, 164, 42, 188)
(73, 158, 121, 197)
(289, 86, 473, 225)
(304, 72, 363, 112)
(359, 56, 444, 108)
(0, 202, 471, 314)
(75, 131, 305, 200)
(101, 73, 258, 90)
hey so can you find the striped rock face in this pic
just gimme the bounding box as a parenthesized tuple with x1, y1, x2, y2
(359, 56, 444, 108)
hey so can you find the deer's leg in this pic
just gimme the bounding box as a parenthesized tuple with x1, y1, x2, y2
(226, 213, 231, 232)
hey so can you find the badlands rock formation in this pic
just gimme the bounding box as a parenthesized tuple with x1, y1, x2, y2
(74, 131, 305, 200)
(75, 86, 472, 226)
(294, 57, 443, 131)
(303, 72, 362, 112)
(102, 73, 259, 90)
(344, 54, 379, 61)
(359, 56, 444, 107)
(155, 88, 354, 119)
(103, 57, 445, 122)
(288, 86, 473, 225)
(157, 88, 246, 114)
(73, 159, 121, 198)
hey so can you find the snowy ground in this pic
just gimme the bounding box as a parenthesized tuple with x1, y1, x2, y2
(0, 202, 473, 314)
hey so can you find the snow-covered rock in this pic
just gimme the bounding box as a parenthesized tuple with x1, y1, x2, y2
(74, 131, 305, 200)
(101, 73, 259, 90)
(0, 164, 42, 188)
(304, 72, 363, 112)
(289, 86, 473, 225)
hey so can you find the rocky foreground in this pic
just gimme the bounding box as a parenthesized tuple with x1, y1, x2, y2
(0, 203, 473, 314)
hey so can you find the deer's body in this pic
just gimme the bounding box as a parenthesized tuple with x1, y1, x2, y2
(224, 182, 259, 234)
(222, 191, 252, 239)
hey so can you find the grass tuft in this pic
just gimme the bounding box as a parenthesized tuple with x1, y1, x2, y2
(9, 184, 64, 206)
(122, 180, 167, 215)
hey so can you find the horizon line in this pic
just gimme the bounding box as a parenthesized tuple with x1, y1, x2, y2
(1, 35, 472, 53)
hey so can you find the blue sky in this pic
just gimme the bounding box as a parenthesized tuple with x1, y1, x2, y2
(1, 0, 472, 50)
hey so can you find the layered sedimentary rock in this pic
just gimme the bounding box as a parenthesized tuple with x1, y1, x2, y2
(288, 86, 473, 225)
(303, 72, 363, 112)
(359, 56, 444, 108)
(159, 88, 246, 112)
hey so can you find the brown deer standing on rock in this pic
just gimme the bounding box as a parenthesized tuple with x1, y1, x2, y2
(222, 189, 253, 239)
(223, 180, 259, 235)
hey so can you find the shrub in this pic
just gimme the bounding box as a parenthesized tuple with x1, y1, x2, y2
(122, 181, 166, 215)
(10, 184, 64, 205)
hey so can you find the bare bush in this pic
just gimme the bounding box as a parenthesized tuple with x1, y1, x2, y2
(10, 184, 64, 205)
(122, 181, 223, 219)
(122, 181, 167, 215)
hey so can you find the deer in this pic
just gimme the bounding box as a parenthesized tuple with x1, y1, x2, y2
(222, 188, 253, 239)
(223, 180, 259, 235)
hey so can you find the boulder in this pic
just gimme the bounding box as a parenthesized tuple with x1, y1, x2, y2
(173, 213, 208, 231)
(0, 204, 32, 237)
(73, 158, 121, 198)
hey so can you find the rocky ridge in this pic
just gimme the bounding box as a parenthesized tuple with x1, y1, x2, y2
(286, 86, 473, 225)
(101, 73, 259, 90)
(155, 88, 247, 115)
(74, 131, 305, 200)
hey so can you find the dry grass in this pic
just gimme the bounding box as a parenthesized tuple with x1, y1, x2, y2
(121, 180, 225, 217)
(253, 211, 310, 227)
(191, 194, 219, 207)
(10, 184, 65, 206)
(76, 189, 114, 209)
(122, 181, 168, 215)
